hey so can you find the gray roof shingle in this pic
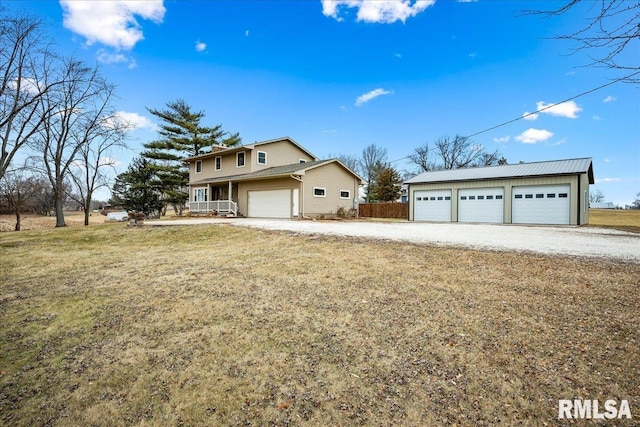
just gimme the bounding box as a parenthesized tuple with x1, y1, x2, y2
(191, 160, 333, 185)
(405, 157, 594, 184)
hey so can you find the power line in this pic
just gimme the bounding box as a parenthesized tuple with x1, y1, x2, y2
(390, 70, 640, 164)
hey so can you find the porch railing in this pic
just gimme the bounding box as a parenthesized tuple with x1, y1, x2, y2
(188, 200, 238, 216)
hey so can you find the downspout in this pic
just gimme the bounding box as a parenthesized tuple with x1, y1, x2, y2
(290, 175, 309, 220)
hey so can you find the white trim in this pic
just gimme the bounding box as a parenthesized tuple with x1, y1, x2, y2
(257, 151, 267, 165)
(313, 187, 326, 198)
(236, 151, 246, 168)
(215, 156, 222, 171)
(195, 160, 202, 174)
(339, 189, 350, 199)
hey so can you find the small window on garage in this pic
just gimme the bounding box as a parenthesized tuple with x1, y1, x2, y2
(547, 193, 556, 198)
(486, 195, 494, 200)
(417, 197, 422, 201)
(525, 194, 533, 199)
(496, 195, 503, 200)
(430, 196, 436, 200)
(437, 196, 443, 200)
(536, 194, 544, 198)
(469, 196, 476, 200)
(478, 195, 484, 200)
(257, 151, 267, 165)
(445, 196, 451, 200)
(313, 187, 326, 197)
(559, 193, 568, 198)
(195, 160, 202, 173)
(461, 196, 467, 200)
(515, 194, 523, 199)
(340, 190, 350, 199)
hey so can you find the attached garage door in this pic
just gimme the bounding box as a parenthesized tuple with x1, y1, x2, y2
(512, 185, 570, 225)
(248, 189, 291, 218)
(414, 190, 451, 222)
(458, 188, 504, 223)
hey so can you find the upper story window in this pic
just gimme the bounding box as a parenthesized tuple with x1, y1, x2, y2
(195, 160, 202, 173)
(299, 159, 306, 164)
(236, 151, 246, 168)
(215, 156, 221, 171)
(257, 151, 267, 165)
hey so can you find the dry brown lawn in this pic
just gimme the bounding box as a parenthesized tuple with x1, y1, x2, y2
(589, 208, 640, 233)
(1, 223, 638, 426)
(0, 211, 108, 232)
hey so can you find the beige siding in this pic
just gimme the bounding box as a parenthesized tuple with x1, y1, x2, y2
(188, 150, 250, 182)
(303, 163, 359, 217)
(408, 175, 587, 225)
(250, 140, 315, 172)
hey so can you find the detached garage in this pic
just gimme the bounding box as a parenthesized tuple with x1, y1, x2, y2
(406, 158, 594, 225)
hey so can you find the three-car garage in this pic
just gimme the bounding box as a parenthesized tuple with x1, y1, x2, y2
(407, 158, 594, 226)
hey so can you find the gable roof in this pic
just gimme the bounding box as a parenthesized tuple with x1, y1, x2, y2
(406, 157, 594, 185)
(183, 136, 318, 162)
(191, 159, 364, 185)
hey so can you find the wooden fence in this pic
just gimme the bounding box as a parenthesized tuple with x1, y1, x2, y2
(359, 203, 409, 219)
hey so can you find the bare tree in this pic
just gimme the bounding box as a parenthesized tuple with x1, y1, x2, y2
(0, 10, 62, 180)
(67, 88, 128, 226)
(589, 189, 605, 203)
(473, 149, 502, 167)
(0, 170, 38, 230)
(408, 142, 437, 172)
(434, 135, 486, 169)
(359, 144, 388, 202)
(528, 1, 639, 83)
(329, 153, 360, 175)
(33, 58, 113, 227)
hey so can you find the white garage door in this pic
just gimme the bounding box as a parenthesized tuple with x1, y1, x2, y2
(512, 185, 570, 225)
(458, 188, 504, 223)
(248, 189, 291, 218)
(414, 190, 451, 222)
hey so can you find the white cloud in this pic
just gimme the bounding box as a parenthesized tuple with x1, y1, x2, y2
(604, 158, 611, 163)
(523, 111, 539, 121)
(322, 0, 435, 23)
(592, 115, 601, 121)
(603, 95, 616, 103)
(113, 111, 157, 132)
(493, 135, 510, 143)
(515, 128, 554, 144)
(60, 0, 166, 51)
(595, 177, 621, 184)
(535, 100, 582, 119)
(195, 41, 207, 52)
(468, 52, 476, 58)
(355, 88, 392, 106)
(245, 30, 250, 37)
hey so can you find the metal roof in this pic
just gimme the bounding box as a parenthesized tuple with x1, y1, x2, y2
(405, 157, 594, 184)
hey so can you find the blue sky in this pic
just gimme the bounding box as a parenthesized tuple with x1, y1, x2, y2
(8, 0, 640, 205)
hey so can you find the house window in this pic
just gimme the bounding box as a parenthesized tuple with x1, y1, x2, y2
(236, 152, 246, 168)
(313, 187, 326, 197)
(215, 156, 221, 171)
(299, 159, 306, 164)
(194, 188, 208, 202)
(340, 190, 350, 199)
(195, 160, 202, 173)
(257, 151, 267, 165)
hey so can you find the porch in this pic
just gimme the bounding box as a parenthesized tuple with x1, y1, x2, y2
(188, 182, 238, 216)
(188, 200, 238, 215)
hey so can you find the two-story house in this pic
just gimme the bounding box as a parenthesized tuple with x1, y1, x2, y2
(184, 137, 364, 219)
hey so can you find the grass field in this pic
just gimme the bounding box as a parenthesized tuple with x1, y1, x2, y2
(588, 208, 640, 233)
(1, 222, 638, 425)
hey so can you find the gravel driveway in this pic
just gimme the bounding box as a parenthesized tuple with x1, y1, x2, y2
(147, 218, 640, 262)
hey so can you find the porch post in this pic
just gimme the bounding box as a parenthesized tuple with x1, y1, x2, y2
(228, 180, 232, 203)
